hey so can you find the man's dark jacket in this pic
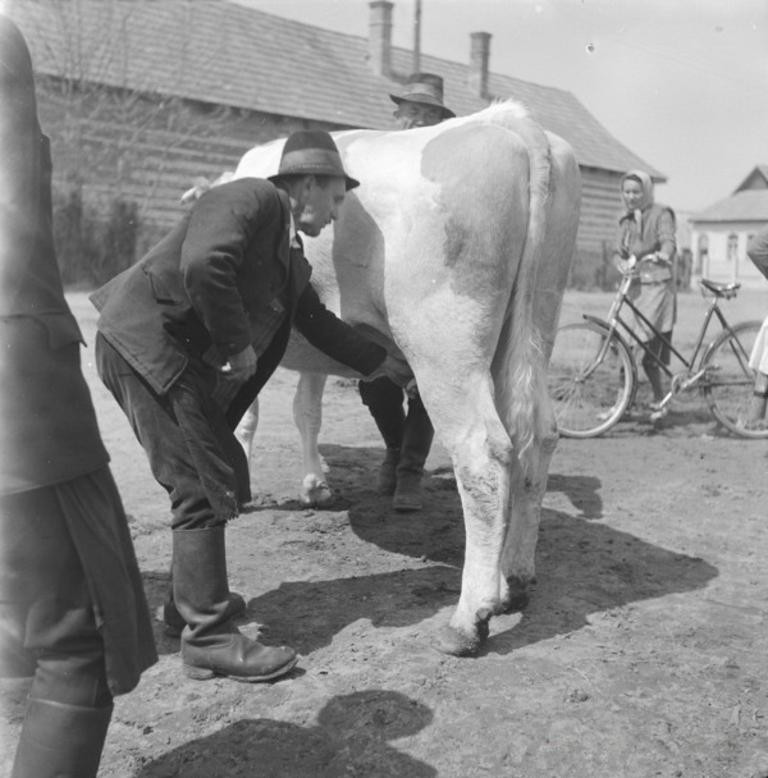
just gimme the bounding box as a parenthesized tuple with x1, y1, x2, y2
(91, 178, 386, 415)
(0, 15, 108, 494)
(0, 13, 156, 692)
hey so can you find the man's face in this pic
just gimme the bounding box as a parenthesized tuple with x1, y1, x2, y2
(295, 176, 347, 237)
(394, 100, 445, 129)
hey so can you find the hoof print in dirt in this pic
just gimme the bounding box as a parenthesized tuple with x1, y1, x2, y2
(565, 687, 590, 703)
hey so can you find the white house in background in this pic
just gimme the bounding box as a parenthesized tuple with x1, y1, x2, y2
(689, 165, 768, 285)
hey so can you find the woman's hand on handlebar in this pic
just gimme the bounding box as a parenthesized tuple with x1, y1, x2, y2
(615, 254, 637, 275)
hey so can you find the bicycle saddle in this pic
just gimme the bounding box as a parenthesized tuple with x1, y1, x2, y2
(699, 278, 740, 299)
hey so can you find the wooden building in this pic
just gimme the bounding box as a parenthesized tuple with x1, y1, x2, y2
(689, 165, 768, 286)
(7, 0, 664, 286)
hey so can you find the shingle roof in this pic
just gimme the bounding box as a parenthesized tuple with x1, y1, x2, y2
(733, 165, 768, 193)
(8, 0, 663, 178)
(690, 190, 768, 223)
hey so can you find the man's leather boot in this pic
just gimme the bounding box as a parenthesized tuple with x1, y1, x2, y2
(161, 555, 247, 638)
(377, 447, 400, 495)
(393, 395, 434, 512)
(359, 377, 406, 496)
(173, 526, 297, 682)
(162, 588, 247, 637)
(11, 698, 113, 778)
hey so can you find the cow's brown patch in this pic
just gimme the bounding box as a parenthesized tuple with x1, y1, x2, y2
(420, 123, 528, 293)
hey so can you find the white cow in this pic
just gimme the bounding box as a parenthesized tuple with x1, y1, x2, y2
(224, 102, 580, 655)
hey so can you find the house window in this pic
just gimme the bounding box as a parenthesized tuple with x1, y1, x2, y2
(727, 233, 738, 262)
(697, 233, 709, 252)
(696, 233, 709, 274)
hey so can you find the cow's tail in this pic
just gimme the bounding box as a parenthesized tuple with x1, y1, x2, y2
(488, 108, 552, 475)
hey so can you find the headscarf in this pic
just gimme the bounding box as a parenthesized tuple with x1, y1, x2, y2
(620, 168, 655, 237)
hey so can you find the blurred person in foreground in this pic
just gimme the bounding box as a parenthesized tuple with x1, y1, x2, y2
(0, 15, 157, 777)
(614, 169, 677, 415)
(744, 227, 768, 429)
(91, 129, 411, 683)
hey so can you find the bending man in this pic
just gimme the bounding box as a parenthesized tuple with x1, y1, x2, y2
(91, 131, 409, 683)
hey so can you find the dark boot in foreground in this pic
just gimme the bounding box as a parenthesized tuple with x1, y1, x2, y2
(173, 526, 297, 682)
(11, 698, 113, 778)
(393, 395, 434, 513)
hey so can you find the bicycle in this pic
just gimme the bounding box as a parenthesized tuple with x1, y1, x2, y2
(548, 265, 767, 439)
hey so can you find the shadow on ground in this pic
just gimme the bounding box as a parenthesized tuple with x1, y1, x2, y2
(134, 689, 436, 778)
(546, 472, 603, 518)
(140, 571, 179, 657)
(486, 507, 718, 654)
(580, 401, 735, 439)
(185, 443, 717, 657)
(139, 443, 718, 658)
(240, 510, 717, 657)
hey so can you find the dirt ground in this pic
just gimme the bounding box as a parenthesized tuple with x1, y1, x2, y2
(2, 288, 768, 778)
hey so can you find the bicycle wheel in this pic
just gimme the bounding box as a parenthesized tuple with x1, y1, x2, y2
(701, 319, 768, 439)
(548, 319, 635, 438)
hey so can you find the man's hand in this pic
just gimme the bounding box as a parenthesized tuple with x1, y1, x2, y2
(222, 345, 258, 382)
(375, 353, 413, 387)
(212, 345, 257, 409)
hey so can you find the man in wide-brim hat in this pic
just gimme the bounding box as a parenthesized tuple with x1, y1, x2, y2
(355, 73, 454, 514)
(389, 72, 455, 129)
(91, 130, 410, 685)
(268, 129, 359, 194)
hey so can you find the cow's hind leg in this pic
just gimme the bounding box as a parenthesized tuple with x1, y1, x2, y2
(495, 131, 580, 612)
(293, 371, 333, 507)
(422, 373, 514, 657)
(497, 364, 558, 614)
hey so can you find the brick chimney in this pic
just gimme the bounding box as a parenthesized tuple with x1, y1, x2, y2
(469, 31, 491, 98)
(369, 1, 394, 77)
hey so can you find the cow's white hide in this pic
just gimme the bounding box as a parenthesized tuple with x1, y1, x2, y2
(229, 102, 581, 655)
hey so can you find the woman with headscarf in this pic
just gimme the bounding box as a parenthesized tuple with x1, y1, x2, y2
(615, 169, 677, 411)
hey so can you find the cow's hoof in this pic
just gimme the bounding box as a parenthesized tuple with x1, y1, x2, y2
(433, 625, 481, 656)
(299, 475, 333, 507)
(499, 577, 529, 613)
(433, 609, 492, 656)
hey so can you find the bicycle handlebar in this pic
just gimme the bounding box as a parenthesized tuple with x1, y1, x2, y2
(615, 252, 670, 277)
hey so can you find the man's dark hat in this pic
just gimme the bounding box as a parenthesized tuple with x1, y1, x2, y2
(268, 130, 359, 191)
(389, 73, 455, 119)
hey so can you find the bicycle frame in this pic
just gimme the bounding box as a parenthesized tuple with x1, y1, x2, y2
(551, 269, 764, 438)
(588, 271, 745, 395)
